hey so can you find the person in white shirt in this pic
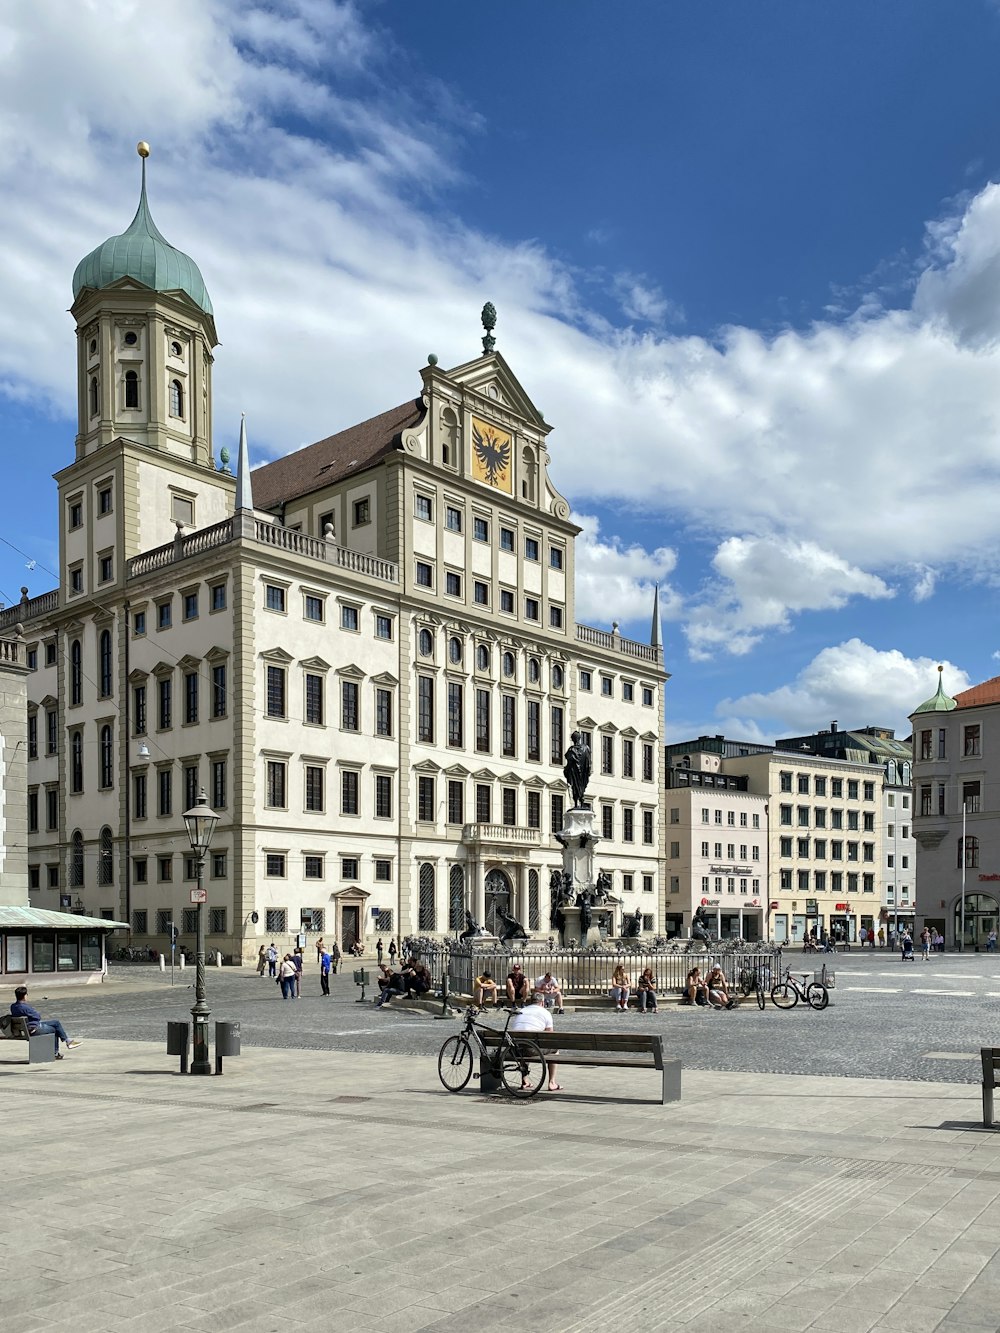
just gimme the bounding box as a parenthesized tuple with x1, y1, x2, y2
(509, 994, 561, 1091)
(534, 972, 565, 1014)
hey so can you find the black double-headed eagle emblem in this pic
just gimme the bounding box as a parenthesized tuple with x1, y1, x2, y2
(471, 420, 511, 487)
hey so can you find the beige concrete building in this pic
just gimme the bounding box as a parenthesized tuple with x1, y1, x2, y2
(4, 153, 667, 963)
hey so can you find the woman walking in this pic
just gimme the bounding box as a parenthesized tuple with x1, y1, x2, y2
(278, 954, 297, 1000)
(256, 945, 267, 976)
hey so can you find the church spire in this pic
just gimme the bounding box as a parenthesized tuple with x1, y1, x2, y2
(236, 414, 254, 511)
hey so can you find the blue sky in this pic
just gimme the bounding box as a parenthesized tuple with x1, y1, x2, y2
(3, 1, 1000, 741)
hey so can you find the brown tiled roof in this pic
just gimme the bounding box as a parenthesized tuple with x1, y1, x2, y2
(250, 398, 425, 511)
(954, 676, 1000, 709)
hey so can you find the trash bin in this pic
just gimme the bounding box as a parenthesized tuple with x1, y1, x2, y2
(215, 1021, 240, 1057)
(167, 1020, 189, 1073)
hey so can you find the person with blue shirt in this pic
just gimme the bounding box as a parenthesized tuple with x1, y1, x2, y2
(10, 986, 82, 1058)
(319, 948, 332, 996)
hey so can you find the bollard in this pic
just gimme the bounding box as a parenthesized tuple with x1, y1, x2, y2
(179, 954, 186, 971)
(215, 951, 223, 968)
(159, 954, 165, 973)
(435, 972, 454, 1019)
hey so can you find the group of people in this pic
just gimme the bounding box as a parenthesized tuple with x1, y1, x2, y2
(374, 958, 432, 1006)
(609, 964, 659, 1012)
(683, 964, 737, 1010)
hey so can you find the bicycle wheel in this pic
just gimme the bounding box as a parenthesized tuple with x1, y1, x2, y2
(805, 983, 829, 1011)
(770, 982, 799, 1010)
(756, 979, 766, 1011)
(499, 1036, 546, 1098)
(437, 1035, 473, 1092)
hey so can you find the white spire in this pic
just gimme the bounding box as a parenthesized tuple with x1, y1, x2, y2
(236, 413, 253, 511)
(650, 584, 662, 652)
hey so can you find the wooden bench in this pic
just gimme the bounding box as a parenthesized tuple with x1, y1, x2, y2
(982, 1048, 1000, 1126)
(480, 1029, 681, 1104)
(0, 1013, 56, 1064)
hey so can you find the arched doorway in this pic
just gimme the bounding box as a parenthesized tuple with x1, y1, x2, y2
(954, 892, 998, 950)
(484, 868, 513, 935)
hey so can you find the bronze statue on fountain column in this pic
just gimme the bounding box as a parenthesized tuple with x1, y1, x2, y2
(563, 730, 592, 809)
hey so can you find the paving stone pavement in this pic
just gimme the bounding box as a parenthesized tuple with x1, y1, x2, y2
(5, 1035, 1000, 1332)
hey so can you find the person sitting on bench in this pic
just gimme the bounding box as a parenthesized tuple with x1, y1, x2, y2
(474, 970, 500, 1007)
(509, 994, 561, 1092)
(10, 986, 83, 1058)
(534, 972, 565, 1014)
(506, 964, 530, 1008)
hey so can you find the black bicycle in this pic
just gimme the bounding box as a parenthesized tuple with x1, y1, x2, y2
(438, 1006, 547, 1098)
(770, 966, 830, 1011)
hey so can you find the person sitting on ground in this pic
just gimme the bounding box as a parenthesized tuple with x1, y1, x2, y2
(374, 963, 404, 1007)
(636, 968, 658, 1013)
(349, 940, 364, 957)
(534, 972, 565, 1014)
(401, 960, 432, 998)
(706, 965, 735, 1009)
(610, 963, 631, 1011)
(10, 985, 82, 1059)
(506, 964, 530, 1008)
(509, 993, 562, 1092)
(685, 965, 708, 1005)
(474, 970, 499, 1007)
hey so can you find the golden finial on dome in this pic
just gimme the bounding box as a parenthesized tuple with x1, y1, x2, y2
(137, 141, 150, 159)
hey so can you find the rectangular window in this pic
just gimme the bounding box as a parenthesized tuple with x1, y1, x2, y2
(184, 671, 198, 724)
(418, 776, 435, 822)
(211, 583, 227, 612)
(157, 768, 172, 817)
(642, 743, 654, 782)
(549, 605, 563, 629)
(642, 687, 654, 706)
(354, 496, 371, 526)
(418, 675, 434, 743)
(527, 699, 540, 762)
(184, 764, 198, 811)
(474, 580, 490, 606)
(500, 526, 515, 551)
(550, 705, 564, 764)
(99, 554, 114, 583)
(527, 790, 541, 829)
(266, 854, 286, 878)
(375, 688, 393, 737)
(266, 760, 287, 809)
(305, 673, 324, 726)
(415, 561, 433, 588)
(448, 682, 463, 747)
(158, 677, 172, 730)
(158, 857, 173, 883)
(779, 805, 792, 826)
(601, 804, 613, 839)
(340, 604, 360, 632)
(797, 806, 809, 827)
(848, 779, 859, 800)
(623, 808, 635, 842)
(780, 837, 792, 857)
(341, 680, 359, 731)
(304, 856, 324, 880)
(551, 793, 564, 834)
(375, 773, 393, 819)
(375, 860, 392, 882)
(133, 772, 147, 820)
(622, 739, 634, 778)
(965, 724, 981, 757)
(502, 694, 516, 757)
(266, 665, 286, 718)
(342, 857, 360, 881)
(183, 591, 198, 621)
(212, 664, 227, 717)
(304, 594, 324, 622)
(524, 597, 539, 621)
(477, 689, 491, 754)
(211, 759, 226, 810)
(265, 584, 286, 613)
(601, 733, 614, 775)
(503, 788, 517, 826)
(642, 810, 654, 845)
(938, 728, 946, 760)
(447, 780, 464, 826)
(779, 771, 792, 793)
(797, 837, 809, 858)
(305, 765, 325, 812)
(500, 589, 514, 614)
(132, 685, 146, 736)
(375, 613, 393, 640)
(524, 536, 539, 561)
(474, 517, 489, 542)
(27, 714, 37, 760)
(832, 778, 843, 798)
(446, 505, 462, 532)
(549, 546, 564, 569)
(476, 783, 491, 824)
(341, 770, 359, 815)
(46, 788, 58, 830)
(27, 791, 38, 832)
(266, 909, 286, 933)
(415, 494, 432, 522)
(814, 776, 826, 796)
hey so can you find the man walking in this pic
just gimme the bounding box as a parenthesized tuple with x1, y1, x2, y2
(266, 943, 278, 977)
(10, 986, 82, 1059)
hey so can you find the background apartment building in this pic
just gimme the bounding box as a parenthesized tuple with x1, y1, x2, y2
(4, 154, 667, 963)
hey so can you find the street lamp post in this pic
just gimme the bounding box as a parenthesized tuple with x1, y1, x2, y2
(183, 790, 220, 1075)
(960, 799, 968, 953)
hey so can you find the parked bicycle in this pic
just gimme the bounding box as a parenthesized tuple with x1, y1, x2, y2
(770, 966, 829, 1011)
(438, 1005, 547, 1098)
(736, 963, 774, 1010)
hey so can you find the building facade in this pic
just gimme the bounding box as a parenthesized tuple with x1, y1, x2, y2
(5, 153, 667, 963)
(911, 669, 999, 948)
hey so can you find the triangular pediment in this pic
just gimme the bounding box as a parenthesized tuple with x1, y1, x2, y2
(640, 731, 657, 742)
(300, 655, 332, 672)
(205, 646, 229, 664)
(371, 671, 399, 687)
(444, 763, 471, 777)
(620, 727, 639, 739)
(336, 663, 365, 680)
(473, 768, 497, 782)
(523, 776, 545, 789)
(39, 693, 58, 709)
(260, 647, 293, 664)
(576, 716, 597, 729)
(498, 771, 520, 785)
(445, 351, 550, 432)
(177, 654, 201, 671)
(413, 759, 441, 774)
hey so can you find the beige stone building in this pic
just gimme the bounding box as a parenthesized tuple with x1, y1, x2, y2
(5, 153, 667, 963)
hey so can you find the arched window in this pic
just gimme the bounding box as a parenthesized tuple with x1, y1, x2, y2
(448, 864, 465, 931)
(71, 830, 84, 886)
(528, 657, 540, 683)
(99, 724, 114, 789)
(98, 825, 113, 886)
(418, 862, 436, 931)
(71, 730, 83, 793)
(552, 664, 564, 690)
(98, 628, 112, 698)
(124, 369, 139, 409)
(448, 636, 463, 665)
(89, 376, 99, 417)
(441, 407, 459, 467)
(70, 638, 82, 706)
(502, 651, 515, 679)
(169, 378, 184, 418)
(520, 446, 537, 502)
(418, 628, 433, 657)
(958, 835, 980, 869)
(476, 644, 490, 672)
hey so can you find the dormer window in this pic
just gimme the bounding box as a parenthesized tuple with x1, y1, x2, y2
(124, 370, 139, 409)
(169, 379, 184, 418)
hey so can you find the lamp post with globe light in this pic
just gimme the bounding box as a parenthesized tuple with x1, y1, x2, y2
(182, 790, 220, 1074)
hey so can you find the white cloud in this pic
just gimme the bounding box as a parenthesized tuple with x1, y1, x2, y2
(718, 640, 971, 739)
(684, 536, 893, 659)
(4, 2, 1000, 666)
(572, 513, 680, 631)
(613, 272, 680, 325)
(911, 564, 937, 602)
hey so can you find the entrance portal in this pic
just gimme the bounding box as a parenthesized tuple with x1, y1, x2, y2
(341, 905, 360, 953)
(484, 869, 513, 935)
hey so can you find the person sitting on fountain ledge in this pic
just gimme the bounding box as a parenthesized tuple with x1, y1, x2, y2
(534, 971, 565, 1014)
(506, 963, 531, 1008)
(474, 970, 499, 1007)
